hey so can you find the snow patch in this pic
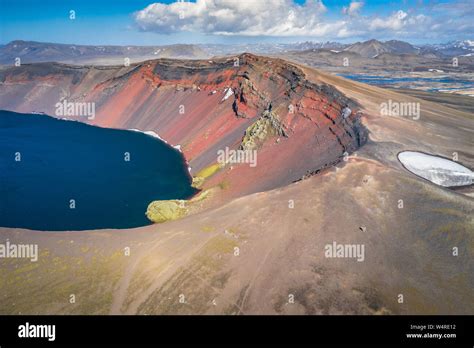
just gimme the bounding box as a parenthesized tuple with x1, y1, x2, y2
(341, 107, 352, 119)
(129, 128, 163, 141)
(222, 88, 234, 101)
(398, 151, 474, 187)
(129, 128, 181, 151)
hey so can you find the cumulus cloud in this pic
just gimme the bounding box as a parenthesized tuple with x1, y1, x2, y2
(342, 1, 364, 16)
(133, 0, 472, 40)
(369, 10, 407, 30)
(134, 0, 330, 36)
(368, 10, 430, 37)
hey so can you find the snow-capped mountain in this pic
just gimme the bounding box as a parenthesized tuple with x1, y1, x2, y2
(424, 40, 474, 57)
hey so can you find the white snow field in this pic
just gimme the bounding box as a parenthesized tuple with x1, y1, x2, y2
(398, 151, 474, 187)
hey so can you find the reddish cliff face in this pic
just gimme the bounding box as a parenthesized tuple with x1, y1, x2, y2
(0, 54, 367, 200)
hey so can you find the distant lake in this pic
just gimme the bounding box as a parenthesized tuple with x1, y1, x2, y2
(338, 74, 474, 92)
(0, 111, 197, 231)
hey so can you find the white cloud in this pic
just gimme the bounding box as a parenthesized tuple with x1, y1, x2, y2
(342, 1, 364, 16)
(367, 11, 430, 37)
(134, 0, 331, 36)
(369, 10, 407, 31)
(133, 0, 472, 40)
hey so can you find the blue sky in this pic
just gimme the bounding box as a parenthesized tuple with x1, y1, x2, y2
(0, 0, 472, 45)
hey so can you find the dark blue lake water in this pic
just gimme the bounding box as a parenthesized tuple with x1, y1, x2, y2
(0, 110, 197, 231)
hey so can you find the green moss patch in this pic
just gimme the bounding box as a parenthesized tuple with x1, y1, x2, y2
(146, 200, 187, 223)
(192, 163, 224, 188)
(241, 110, 286, 150)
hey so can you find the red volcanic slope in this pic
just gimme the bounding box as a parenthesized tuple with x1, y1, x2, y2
(0, 54, 367, 199)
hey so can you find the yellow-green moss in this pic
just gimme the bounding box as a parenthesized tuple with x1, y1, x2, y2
(241, 110, 286, 150)
(218, 181, 230, 190)
(192, 176, 205, 188)
(197, 162, 223, 178)
(192, 163, 223, 188)
(190, 189, 211, 202)
(200, 225, 215, 233)
(146, 200, 187, 223)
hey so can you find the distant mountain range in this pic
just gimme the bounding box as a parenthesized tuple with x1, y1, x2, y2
(424, 40, 474, 57)
(342, 39, 420, 58)
(342, 39, 474, 58)
(0, 39, 472, 64)
(0, 40, 209, 64)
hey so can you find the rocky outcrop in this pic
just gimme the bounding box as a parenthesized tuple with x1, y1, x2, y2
(240, 110, 287, 151)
